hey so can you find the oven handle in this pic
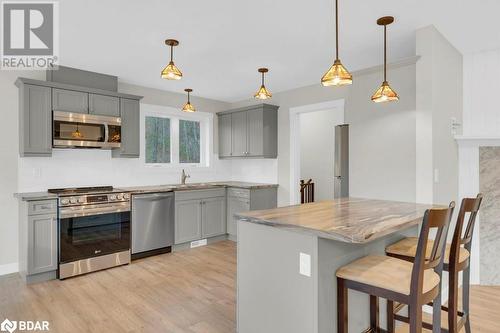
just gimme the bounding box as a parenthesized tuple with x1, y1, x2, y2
(60, 203, 130, 219)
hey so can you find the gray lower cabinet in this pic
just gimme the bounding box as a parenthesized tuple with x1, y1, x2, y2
(18, 84, 52, 157)
(174, 189, 227, 244)
(202, 197, 226, 238)
(217, 104, 278, 159)
(226, 187, 278, 239)
(18, 199, 58, 283)
(89, 94, 120, 116)
(52, 88, 89, 113)
(113, 98, 140, 158)
(175, 199, 203, 244)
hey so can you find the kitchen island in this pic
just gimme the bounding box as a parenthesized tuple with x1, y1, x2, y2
(235, 197, 440, 333)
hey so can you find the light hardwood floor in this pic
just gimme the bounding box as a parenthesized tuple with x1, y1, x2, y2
(0, 240, 499, 332)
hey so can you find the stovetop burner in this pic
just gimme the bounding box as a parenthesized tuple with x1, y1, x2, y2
(48, 186, 114, 195)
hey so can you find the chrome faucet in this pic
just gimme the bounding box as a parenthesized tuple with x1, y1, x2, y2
(181, 169, 190, 185)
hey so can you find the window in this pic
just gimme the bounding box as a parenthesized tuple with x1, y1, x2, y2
(179, 120, 200, 163)
(145, 116, 171, 163)
(142, 104, 212, 168)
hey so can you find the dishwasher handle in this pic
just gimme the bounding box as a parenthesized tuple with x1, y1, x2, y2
(132, 192, 174, 200)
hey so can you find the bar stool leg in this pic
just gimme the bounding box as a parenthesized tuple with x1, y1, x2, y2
(370, 295, 379, 332)
(408, 303, 422, 333)
(463, 266, 472, 333)
(337, 277, 348, 333)
(432, 287, 442, 333)
(448, 271, 459, 333)
(386, 300, 395, 333)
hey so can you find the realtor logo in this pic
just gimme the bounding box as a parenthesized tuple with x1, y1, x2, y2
(0, 319, 17, 333)
(1, 1, 59, 69)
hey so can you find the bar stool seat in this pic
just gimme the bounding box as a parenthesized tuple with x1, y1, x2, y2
(337, 255, 440, 295)
(386, 237, 470, 265)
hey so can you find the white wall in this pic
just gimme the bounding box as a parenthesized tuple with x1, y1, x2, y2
(299, 110, 340, 201)
(230, 58, 419, 206)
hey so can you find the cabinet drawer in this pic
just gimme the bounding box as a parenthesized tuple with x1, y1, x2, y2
(28, 200, 57, 216)
(227, 188, 250, 199)
(174, 188, 226, 201)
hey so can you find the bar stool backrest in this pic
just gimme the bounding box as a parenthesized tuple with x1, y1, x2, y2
(450, 194, 483, 266)
(410, 202, 455, 297)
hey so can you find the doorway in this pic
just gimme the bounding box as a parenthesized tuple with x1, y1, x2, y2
(289, 100, 345, 204)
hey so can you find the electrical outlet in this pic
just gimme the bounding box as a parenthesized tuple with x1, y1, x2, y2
(299, 252, 311, 277)
(190, 239, 207, 248)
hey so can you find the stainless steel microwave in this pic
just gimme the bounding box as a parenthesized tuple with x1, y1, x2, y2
(53, 111, 121, 149)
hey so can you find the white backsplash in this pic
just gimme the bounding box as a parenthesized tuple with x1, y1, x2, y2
(18, 149, 278, 192)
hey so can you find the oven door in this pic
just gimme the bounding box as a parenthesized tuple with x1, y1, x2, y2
(59, 203, 130, 264)
(53, 111, 121, 149)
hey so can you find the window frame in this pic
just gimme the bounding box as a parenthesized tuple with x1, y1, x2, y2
(141, 103, 213, 169)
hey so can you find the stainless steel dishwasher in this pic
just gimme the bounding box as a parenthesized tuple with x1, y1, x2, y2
(131, 192, 174, 259)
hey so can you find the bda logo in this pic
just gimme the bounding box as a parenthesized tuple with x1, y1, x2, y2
(0, 319, 17, 333)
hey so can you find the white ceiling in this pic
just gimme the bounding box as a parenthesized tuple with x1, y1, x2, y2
(59, 0, 500, 102)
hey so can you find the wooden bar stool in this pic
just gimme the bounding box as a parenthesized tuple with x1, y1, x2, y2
(336, 203, 455, 333)
(385, 195, 482, 333)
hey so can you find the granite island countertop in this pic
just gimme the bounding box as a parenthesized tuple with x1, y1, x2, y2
(15, 181, 278, 200)
(235, 197, 443, 244)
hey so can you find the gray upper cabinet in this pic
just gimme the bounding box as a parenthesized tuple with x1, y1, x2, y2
(231, 111, 248, 157)
(113, 98, 140, 158)
(202, 196, 226, 238)
(52, 88, 89, 113)
(218, 114, 232, 157)
(18, 84, 52, 157)
(89, 94, 120, 116)
(217, 104, 278, 159)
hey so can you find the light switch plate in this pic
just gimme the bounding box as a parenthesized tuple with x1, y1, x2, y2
(299, 252, 311, 277)
(190, 239, 207, 248)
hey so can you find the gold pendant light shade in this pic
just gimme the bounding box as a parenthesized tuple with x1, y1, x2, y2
(182, 88, 196, 112)
(321, 0, 352, 87)
(161, 39, 183, 80)
(372, 16, 399, 103)
(371, 81, 399, 102)
(254, 68, 272, 100)
(321, 59, 352, 86)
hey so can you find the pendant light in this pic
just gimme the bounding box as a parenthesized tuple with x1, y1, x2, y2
(371, 16, 399, 103)
(321, 0, 352, 86)
(182, 89, 196, 112)
(254, 68, 272, 100)
(161, 39, 183, 80)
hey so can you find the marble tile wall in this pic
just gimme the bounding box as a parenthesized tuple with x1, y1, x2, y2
(479, 147, 500, 285)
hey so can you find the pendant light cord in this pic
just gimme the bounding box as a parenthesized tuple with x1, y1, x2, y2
(187, 91, 190, 103)
(170, 45, 173, 63)
(384, 25, 387, 82)
(262, 72, 265, 86)
(335, 0, 339, 60)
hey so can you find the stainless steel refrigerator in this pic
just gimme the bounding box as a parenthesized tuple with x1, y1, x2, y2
(334, 124, 349, 198)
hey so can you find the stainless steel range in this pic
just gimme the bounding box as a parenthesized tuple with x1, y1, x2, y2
(48, 186, 131, 279)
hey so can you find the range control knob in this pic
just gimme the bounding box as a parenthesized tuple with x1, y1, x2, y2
(110, 194, 117, 201)
(117, 194, 124, 200)
(70, 197, 77, 204)
(123, 193, 130, 200)
(61, 198, 69, 205)
(78, 197, 86, 204)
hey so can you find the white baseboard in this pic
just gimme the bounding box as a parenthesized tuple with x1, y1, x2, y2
(0, 262, 19, 276)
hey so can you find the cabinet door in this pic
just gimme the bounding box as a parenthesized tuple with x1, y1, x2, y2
(52, 88, 88, 113)
(28, 214, 57, 275)
(175, 199, 202, 244)
(117, 98, 140, 157)
(202, 197, 226, 238)
(247, 108, 264, 156)
(218, 114, 232, 157)
(227, 196, 250, 237)
(20, 84, 52, 156)
(231, 111, 247, 157)
(89, 94, 120, 116)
